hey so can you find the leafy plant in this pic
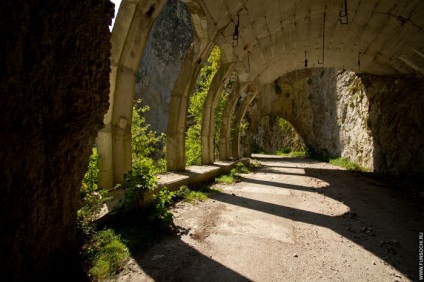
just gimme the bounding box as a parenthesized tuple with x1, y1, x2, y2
(132, 99, 166, 175)
(114, 166, 157, 214)
(149, 186, 174, 225)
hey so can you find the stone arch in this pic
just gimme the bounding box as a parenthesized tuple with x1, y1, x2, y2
(165, 2, 217, 171)
(98, 0, 217, 184)
(218, 82, 243, 160)
(200, 61, 234, 165)
(97, 0, 166, 188)
(244, 68, 374, 168)
(231, 81, 260, 159)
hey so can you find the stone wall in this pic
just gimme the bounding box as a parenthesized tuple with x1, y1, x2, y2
(135, 0, 193, 134)
(362, 75, 424, 179)
(0, 0, 113, 280)
(246, 68, 374, 169)
(245, 68, 424, 179)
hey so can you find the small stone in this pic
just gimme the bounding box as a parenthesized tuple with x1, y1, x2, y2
(372, 261, 376, 265)
(294, 254, 298, 257)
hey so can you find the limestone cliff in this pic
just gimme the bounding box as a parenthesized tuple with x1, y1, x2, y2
(135, 0, 193, 134)
(245, 68, 424, 179)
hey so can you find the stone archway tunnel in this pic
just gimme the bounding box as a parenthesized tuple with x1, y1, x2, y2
(1, 0, 423, 279)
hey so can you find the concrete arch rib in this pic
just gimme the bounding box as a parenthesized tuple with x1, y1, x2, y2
(231, 80, 260, 159)
(97, 0, 165, 189)
(219, 82, 244, 161)
(200, 63, 234, 165)
(166, 40, 216, 171)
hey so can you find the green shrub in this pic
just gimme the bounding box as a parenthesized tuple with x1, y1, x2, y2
(88, 229, 129, 279)
(114, 166, 157, 214)
(149, 186, 174, 225)
(329, 157, 369, 172)
(215, 174, 237, 184)
(132, 100, 166, 175)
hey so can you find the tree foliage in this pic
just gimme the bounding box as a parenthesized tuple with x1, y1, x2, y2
(186, 46, 221, 165)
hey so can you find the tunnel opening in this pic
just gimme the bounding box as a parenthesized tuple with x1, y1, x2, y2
(246, 115, 306, 156)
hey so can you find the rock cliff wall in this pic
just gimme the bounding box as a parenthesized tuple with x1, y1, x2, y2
(362, 75, 424, 179)
(246, 68, 374, 169)
(0, 0, 113, 279)
(245, 68, 424, 179)
(135, 0, 193, 134)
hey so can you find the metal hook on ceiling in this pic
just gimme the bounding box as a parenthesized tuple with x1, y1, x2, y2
(233, 14, 240, 48)
(304, 51, 308, 67)
(339, 0, 349, 24)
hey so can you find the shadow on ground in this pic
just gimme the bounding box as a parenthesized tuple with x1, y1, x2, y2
(118, 156, 424, 281)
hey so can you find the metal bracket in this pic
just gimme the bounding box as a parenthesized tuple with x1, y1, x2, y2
(318, 12, 326, 65)
(233, 14, 240, 48)
(339, 0, 349, 24)
(304, 51, 308, 67)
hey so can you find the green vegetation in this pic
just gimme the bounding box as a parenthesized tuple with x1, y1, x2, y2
(132, 99, 166, 175)
(174, 185, 221, 204)
(78, 149, 129, 281)
(87, 229, 130, 279)
(78, 101, 170, 280)
(276, 150, 307, 158)
(306, 77, 313, 84)
(215, 162, 249, 184)
(329, 157, 370, 172)
(186, 46, 221, 165)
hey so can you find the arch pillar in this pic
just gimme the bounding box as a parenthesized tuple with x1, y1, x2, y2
(200, 63, 234, 165)
(218, 82, 247, 160)
(166, 40, 216, 171)
(231, 81, 260, 159)
(97, 0, 165, 188)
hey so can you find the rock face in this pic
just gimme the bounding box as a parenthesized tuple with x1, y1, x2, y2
(245, 115, 305, 154)
(362, 75, 424, 179)
(246, 68, 374, 169)
(0, 0, 113, 280)
(245, 68, 424, 179)
(135, 0, 193, 134)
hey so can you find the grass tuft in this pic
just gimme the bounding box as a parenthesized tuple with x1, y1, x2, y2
(329, 157, 370, 172)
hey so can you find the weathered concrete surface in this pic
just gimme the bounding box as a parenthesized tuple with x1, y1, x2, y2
(109, 155, 424, 281)
(199, 0, 424, 84)
(97, 0, 166, 188)
(135, 0, 193, 134)
(0, 0, 113, 280)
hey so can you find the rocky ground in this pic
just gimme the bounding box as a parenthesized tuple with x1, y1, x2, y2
(108, 155, 424, 282)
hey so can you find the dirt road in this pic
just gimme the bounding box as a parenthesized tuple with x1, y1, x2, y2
(113, 155, 424, 281)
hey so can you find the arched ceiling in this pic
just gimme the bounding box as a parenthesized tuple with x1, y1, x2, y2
(189, 0, 424, 84)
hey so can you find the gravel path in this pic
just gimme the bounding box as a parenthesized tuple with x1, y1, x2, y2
(111, 155, 424, 282)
